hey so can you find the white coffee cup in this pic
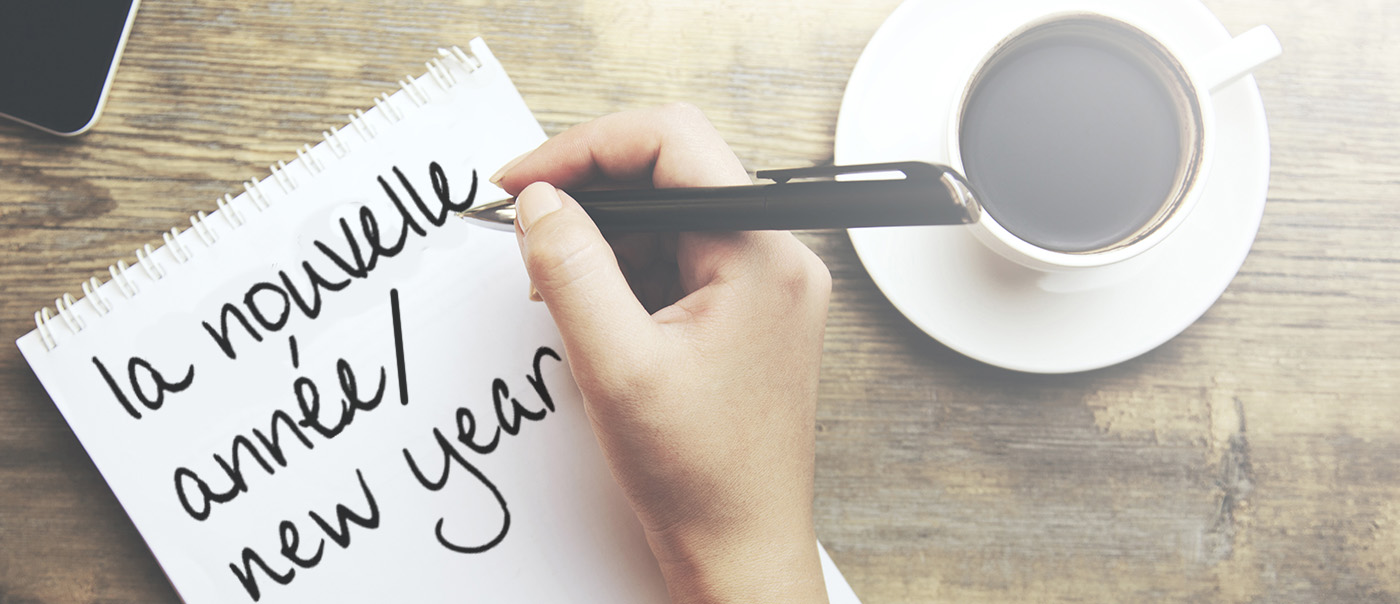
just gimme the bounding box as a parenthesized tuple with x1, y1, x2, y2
(945, 10, 1281, 274)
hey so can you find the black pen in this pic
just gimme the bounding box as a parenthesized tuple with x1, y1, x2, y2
(458, 161, 981, 232)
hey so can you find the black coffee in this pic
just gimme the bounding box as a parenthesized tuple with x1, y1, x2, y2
(960, 29, 1184, 253)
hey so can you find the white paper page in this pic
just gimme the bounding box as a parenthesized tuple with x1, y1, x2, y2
(17, 38, 861, 604)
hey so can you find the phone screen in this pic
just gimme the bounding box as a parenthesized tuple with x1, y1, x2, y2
(0, 1, 140, 135)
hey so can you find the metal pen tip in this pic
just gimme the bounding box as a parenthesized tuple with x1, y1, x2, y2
(456, 197, 518, 231)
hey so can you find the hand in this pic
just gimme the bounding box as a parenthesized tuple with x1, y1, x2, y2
(493, 103, 831, 604)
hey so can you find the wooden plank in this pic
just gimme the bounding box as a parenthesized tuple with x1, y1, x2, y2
(1, 0, 1397, 602)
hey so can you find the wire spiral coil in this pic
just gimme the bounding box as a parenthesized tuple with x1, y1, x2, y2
(30, 44, 487, 352)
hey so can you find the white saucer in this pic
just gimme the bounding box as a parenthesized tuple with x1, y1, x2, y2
(837, 0, 1272, 373)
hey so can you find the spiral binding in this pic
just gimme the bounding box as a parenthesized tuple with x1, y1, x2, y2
(217, 194, 245, 228)
(81, 278, 112, 316)
(135, 244, 166, 280)
(54, 294, 86, 333)
(399, 76, 429, 107)
(347, 108, 377, 140)
(323, 127, 350, 158)
(242, 180, 272, 210)
(109, 261, 139, 298)
(298, 144, 325, 174)
(163, 228, 192, 263)
(30, 43, 489, 352)
(425, 58, 457, 90)
(374, 93, 403, 123)
(269, 160, 298, 193)
(441, 46, 482, 71)
(190, 211, 217, 245)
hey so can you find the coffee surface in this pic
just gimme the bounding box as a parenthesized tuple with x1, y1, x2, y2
(960, 35, 1183, 253)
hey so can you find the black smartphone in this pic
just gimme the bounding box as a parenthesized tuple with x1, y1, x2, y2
(0, 0, 141, 136)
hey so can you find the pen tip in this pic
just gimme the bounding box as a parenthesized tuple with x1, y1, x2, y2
(456, 197, 519, 232)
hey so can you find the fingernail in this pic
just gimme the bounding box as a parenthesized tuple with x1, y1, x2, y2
(515, 182, 563, 232)
(528, 282, 543, 302)
(490, 150, 533, 185)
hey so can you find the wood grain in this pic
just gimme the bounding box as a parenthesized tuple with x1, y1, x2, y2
(2, 0, 1397, 602)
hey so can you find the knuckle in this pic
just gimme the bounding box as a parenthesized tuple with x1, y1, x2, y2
(585, 347, 666, 409)
(806, 252, 833, 299)
(615, 355, 666, 402)
(773, 245, 831, 304)
(659, 101, 710, 126)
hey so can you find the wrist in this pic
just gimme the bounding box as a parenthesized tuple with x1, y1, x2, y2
(644, 513, 828, 604)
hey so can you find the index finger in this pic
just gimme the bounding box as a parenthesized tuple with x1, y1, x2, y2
(494, 103, 751, 194)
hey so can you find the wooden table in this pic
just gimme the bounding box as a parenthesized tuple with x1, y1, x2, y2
(2, 1, 1396, 602)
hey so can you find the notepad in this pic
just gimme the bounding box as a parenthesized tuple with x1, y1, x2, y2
(15, 39, 861, 604)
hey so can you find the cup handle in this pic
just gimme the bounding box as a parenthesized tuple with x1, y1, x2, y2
(1192, 25, 1283, 93)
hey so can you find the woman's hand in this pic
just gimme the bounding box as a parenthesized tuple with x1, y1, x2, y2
(494, 103, 831, 604)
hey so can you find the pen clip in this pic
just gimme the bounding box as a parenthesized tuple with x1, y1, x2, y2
(756, 161, 946, 184)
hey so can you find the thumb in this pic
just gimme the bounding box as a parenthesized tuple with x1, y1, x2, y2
(514, 182, 657, 365)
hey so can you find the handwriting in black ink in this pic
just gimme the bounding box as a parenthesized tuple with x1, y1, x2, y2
(92, 355, 195, 420)
(174, 290, 408, 521)
(402, 347, 561, 554)
(202, 162, 475, 360)
(228, 468, 380, 602)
